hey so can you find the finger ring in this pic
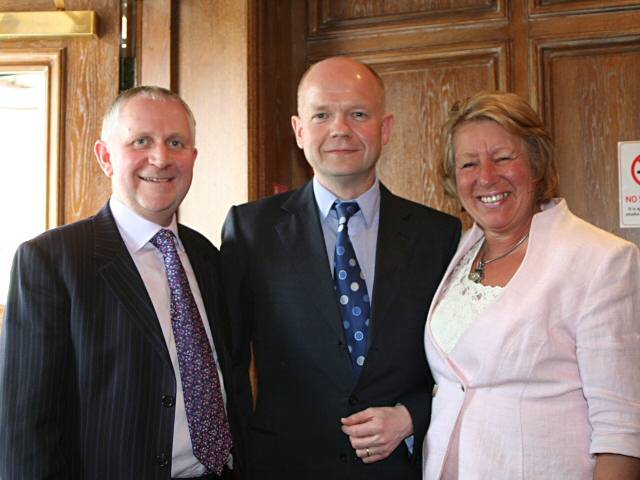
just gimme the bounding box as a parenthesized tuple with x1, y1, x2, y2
(366, 448, 372, 457)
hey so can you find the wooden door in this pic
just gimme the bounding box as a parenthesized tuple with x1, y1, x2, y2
(0, 0, 120, 327)
(257, 0, 640, 245)
(0, 0, 120, 224)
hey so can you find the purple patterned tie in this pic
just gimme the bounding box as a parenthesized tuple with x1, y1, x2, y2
(150, 229, 232, 475)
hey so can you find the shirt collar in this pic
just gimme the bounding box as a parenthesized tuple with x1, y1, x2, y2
(312, 176, 380, 227)
(109, 196, 181, 253)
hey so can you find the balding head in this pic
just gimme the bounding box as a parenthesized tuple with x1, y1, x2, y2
(291, 56, 393, 200)
(296, 57, 386, 116)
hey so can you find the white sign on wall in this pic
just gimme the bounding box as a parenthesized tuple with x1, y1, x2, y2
(618, 141, 640, 228)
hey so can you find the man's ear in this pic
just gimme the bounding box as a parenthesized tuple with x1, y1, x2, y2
(94, 140, 113, 177)
(291, 115, 304, 149)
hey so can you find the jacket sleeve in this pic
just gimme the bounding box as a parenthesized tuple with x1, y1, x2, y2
(398, 215, 461, 461)
(0, 239, 78, 479)
(220, 206, 255, 440)
(577, 241, 640, 459)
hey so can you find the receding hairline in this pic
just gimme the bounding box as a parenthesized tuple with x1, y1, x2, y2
(296, 57, 386, 114)
(100, 85, 196, 142)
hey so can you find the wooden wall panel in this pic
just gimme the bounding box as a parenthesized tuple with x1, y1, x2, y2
(0, 0, 121, 224)
(322, 0, 493, 19)
(530, 0, 640, 16)
(139, 0, 173, 89)
(537, 37, 640, 244)
(254, 0, 640, 244)
(0, 0, 57, 8)
(254, 0, 308, 198)
(366, 45, 507, 221)
(309, 0, 502, 36)
(175, 0, 250, 244)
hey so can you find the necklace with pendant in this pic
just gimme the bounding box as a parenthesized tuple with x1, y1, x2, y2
(468, 232, 530, 283)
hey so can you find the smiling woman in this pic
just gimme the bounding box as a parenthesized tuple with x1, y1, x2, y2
(423, 91, 640, 480)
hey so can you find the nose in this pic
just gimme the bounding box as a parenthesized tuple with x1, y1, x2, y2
(148, 143, 171, 168)
(478, 158, 497, 185)
(330, 113, 352, 137)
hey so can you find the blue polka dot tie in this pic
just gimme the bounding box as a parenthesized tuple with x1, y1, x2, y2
(150, 229, 232, 475)
(333, 201, 370, 378)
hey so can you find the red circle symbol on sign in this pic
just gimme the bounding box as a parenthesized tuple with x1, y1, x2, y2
(633, 155, 640, 186)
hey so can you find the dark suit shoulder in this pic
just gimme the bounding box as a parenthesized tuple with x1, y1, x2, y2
(382, 187, 461, 230)
(178, 223, 218, 251)
(222, 187, 304, 245)
(230, 188, 296, 219)
(26, 214, 95, 245)
(15, 214, 99, 269)
(178, 224, 222, 275)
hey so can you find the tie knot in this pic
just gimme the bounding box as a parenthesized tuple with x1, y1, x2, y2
(150, 229, 177, 256)
(334, 201, 360, 225)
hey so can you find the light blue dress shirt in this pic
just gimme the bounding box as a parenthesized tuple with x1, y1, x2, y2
(313, 177, 380, 299)
(312, 177, 414, 454)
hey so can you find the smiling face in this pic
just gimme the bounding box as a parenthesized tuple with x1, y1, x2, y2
(94, 95, 197, 226)
(454, 120, 537, 237)
(291, 57, 393, 199)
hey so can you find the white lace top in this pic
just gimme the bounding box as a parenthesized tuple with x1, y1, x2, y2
(430, 239, 503, 354)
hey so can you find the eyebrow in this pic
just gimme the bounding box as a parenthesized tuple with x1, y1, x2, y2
(306, 101, 371, 110)
(125, 130, 188, 139)
(456, 146, 518, 155)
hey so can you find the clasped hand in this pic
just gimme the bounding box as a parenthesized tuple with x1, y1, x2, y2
(340, 405, 413, 464)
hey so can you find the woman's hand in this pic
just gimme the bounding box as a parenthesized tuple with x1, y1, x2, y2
(595, 453, 640, 479)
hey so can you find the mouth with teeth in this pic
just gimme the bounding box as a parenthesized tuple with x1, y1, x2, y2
(479, 192, 510, 204)
(140, 176, 172, 183)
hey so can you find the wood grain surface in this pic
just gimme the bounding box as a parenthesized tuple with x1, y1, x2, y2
(0, 0, 120, 225)
(253, 0, 640, 244)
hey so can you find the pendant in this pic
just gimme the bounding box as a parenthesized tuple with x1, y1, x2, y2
(468, 261, 484, 283)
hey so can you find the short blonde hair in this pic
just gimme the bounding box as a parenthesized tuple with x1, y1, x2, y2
(101, 86, 196, 142)
(440, 91, 558, 204)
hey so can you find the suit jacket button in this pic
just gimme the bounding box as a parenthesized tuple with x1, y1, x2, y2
(339, 453, 348, 463)
(156, 452, 169, 467)
(162, 395, 175, 408)
(348, 395, 359, 405)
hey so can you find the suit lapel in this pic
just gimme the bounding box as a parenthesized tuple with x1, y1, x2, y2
(368, 185, 416, 346)
(93, 204, 172, 367)
(275, 182, 346, 342)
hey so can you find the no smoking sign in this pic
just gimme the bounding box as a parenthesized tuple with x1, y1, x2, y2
(619, 142, 640, 227)
(632, 155, 640, 186)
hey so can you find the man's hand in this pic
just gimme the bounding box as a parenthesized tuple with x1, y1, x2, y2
(340, 405, 413, 464)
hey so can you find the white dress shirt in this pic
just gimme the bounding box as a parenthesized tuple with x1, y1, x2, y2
(109, 197, 229, 478)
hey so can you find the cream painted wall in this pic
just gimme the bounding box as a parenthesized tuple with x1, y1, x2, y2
(176, 0, 249, 246)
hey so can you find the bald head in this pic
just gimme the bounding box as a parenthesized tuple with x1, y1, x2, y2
(291, 56, 394, 200)
(296, 57, 386, 115)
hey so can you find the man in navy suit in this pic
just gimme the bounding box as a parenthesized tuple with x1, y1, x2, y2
(221, 57, 461, 479)
(0, 86, 242, 479)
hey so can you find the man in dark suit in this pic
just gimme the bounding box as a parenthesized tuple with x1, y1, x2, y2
(221, 57, 461, 479)
(0, 87, 242, 479)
